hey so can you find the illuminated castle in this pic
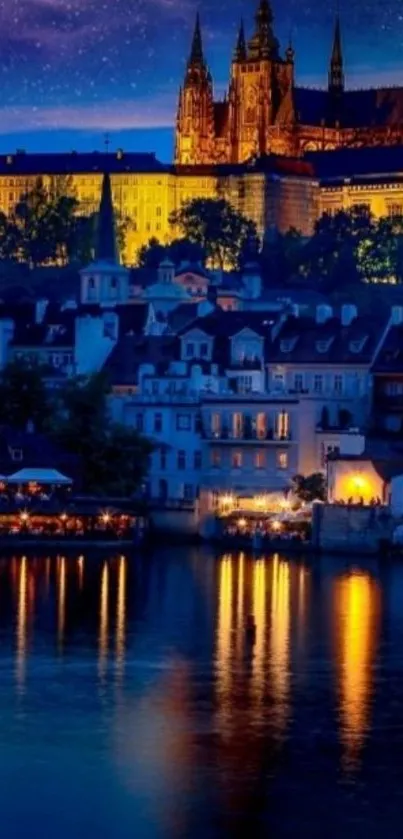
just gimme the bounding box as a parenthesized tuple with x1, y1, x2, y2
(175, 0, 403, 165)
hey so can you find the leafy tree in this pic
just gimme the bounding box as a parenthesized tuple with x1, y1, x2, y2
(137, 237, 167, 269)
(291, 472, 326, 503)
(51, 373, 152, 496)
(170, 197, 258, 270)
(261, 226, 304, 285)
(0, 359, 51, 430)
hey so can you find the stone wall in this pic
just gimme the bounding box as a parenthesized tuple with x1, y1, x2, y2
(312, 503, 394, 554)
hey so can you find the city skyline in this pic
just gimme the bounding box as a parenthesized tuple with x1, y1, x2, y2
(0, 0, 402, 160)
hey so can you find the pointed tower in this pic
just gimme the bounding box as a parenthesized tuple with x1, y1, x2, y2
(79, 172, 129, 306)
(248, 0, 279, 60)
(174, 14, 215, 165)
(96, 171, 118, 264)
(233, 19, 247, 63)
(329, 15, 344, 94)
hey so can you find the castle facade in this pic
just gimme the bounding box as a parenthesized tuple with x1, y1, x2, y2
(175, 1, 403, 165)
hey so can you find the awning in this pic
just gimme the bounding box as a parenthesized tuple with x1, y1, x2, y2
(6, 468, 73, 485)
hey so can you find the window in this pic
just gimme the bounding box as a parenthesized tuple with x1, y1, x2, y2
(334, 374, 343, 395)
(387, 203, 403, 217)
(232, 451, 242, 469)
(277, 452, 288, 470)
(232, 412, 243, 438)
(194, 451, 202, 470)
(156, 206, 162, 217)
(256, 412, 266, 439)
(160, 449, 166, 470)
(152, 381, 159, 395)
(211, 413, 221, 437)
(10, 448, 23, 462)
(200, 342, 208, 358)
(313, 374, 323, 394)
(272, 372, 285, 391)
(276, 411, 289, 439)
(294, 373, 304, 392)
(183, 483, 194, 501)
(238, 375, 253, 394)
(211, 450, 221, 468)
(177, 450, 186, 470)
(186, 342, 194, 358)
(254, 452, 265, 469)
(136, 413, 144, 432)
(154, 413, 162, 432)
(176, 413, 191, 431)
(321, 443, 340, 467)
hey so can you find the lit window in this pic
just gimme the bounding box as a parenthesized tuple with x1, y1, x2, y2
(276, 411, 290, 439)
(232, 412, 243, 438)
(211, 413, 221, 437)
(254, 452, 265, 469)
(277, 452, 288, 470)
(232, 451, 242, 469)
(211, 450, 221, 468)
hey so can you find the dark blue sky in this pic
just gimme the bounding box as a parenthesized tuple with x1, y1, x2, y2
(0, 0, 402, 160)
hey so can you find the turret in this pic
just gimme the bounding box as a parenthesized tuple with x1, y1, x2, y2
(175, 14, 215, 165)
(329, 15, 344, 94)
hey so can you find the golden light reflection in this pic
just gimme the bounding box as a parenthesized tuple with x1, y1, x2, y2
(216, 556, 233, 731)
(269, 554, 291, 739)
(57, 556, 66, 647)
(115, 555, 126, 684)
(99, 562, 109, 679)
(77, 555, 84, 591)
(16, 556, 28, 691)
(250, 560, 267, 707)
(334, 572, 380, 773)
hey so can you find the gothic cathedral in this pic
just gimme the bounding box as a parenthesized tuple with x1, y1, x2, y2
(175, 0, 403, 165)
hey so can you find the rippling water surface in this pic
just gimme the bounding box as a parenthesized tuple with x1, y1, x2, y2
(0, 549, 402, 838)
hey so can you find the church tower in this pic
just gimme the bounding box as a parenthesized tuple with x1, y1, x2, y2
(328, 15, 344, 95)
(228, 0, 296, 162)
(174, 15, 215, 165)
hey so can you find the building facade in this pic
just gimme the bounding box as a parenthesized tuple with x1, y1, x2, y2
(175, 1, 403, 165)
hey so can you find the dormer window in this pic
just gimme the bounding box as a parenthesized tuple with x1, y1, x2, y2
(186, 342, 195, 358)
(349, 337, 368, 353)
(280, 337, 298, 353)
(316, 338, 334, 353)
(200, 343, 208, 358)
(10, 447, 23, 462)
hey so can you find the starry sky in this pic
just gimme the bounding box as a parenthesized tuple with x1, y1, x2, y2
(0, 0, 402, 160)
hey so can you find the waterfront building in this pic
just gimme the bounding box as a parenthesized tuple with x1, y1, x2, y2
(371, 307, 403, 435)
(175, 1, 403, 165)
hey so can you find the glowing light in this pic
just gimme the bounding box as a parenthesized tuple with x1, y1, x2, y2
(352, 474, 366, 490)
(101, 512, 111, 524)
(60, 513, 68, 522)
(99, 562, 109, 679)
(237, 517, 247, 528)
(20, 511, 29, 523)
(271, 520, 282, 532)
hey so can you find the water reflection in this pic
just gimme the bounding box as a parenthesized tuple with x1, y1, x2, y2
(115, 555, 126, 684)
(333, 571, 381, 772)
(16, 556, 28, 691)
(57, 556, 66, 647)
(99, 562, 109, 679)
(269, 555, 291, 739)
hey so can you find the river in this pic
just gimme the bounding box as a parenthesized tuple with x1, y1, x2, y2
(0, 548, 402, 837)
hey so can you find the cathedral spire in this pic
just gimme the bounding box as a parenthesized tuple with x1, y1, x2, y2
(234, 19, 247, 62)
(329, 14, 344, 93)
(188, 13, 204, 66)
(96, 172, 118, 264)
(249, 0, 279, 60)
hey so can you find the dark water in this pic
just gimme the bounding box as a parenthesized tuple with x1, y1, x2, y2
(1, 549, 403, 837)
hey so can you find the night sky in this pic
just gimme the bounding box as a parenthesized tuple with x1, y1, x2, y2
(0, 0, 402, 160)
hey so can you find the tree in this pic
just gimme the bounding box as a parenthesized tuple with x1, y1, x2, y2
(137, 237, 167, 269)
(0, 176, 79, 267)
(0, 359, 51, 430)
(170, 197, 258, 270)
(261, 226, 304, 286)
(291, 473, 326, 503)
(51, 373, 152, 496)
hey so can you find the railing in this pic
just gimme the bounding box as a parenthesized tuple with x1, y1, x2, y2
(203, 429, 292, 442)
